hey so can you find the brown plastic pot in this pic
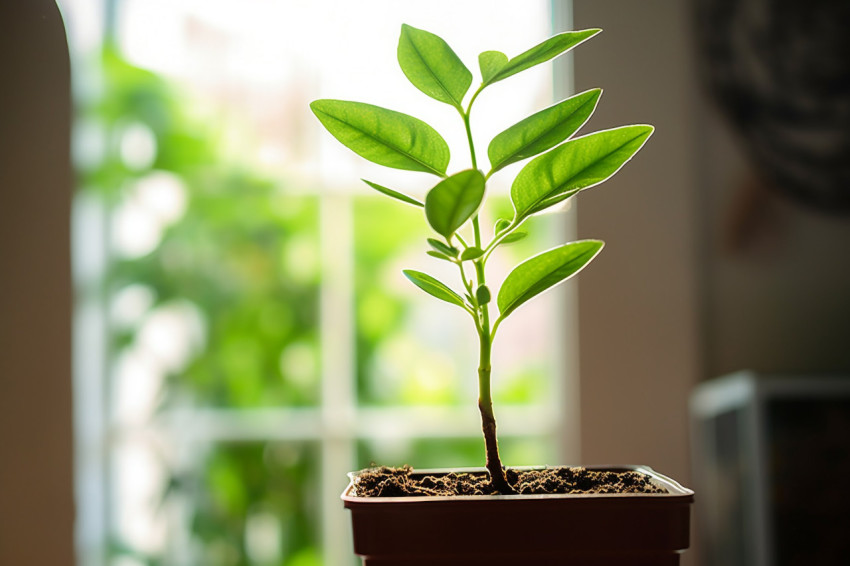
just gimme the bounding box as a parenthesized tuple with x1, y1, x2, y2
(341, 465, 693, 565)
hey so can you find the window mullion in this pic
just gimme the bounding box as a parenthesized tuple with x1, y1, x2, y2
(72, 195, 111, 566)
(319, 192, 357, 565)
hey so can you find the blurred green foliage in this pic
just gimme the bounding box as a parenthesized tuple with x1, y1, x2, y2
(358, 436, 554, 471)
(188, 443, 322, 566)
(79, 47, 325, 565)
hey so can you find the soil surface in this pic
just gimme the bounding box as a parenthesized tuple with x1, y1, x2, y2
(353, 466, 665, 497)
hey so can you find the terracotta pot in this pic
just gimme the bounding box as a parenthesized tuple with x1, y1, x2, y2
(341, 465, 693, 565)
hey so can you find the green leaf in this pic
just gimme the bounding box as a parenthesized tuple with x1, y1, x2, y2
(310, 99, 450, 176)
(460, 247, 484, 261)
(427, 250, 454, 261)
(479, 51, 509, 83)
(427, 238, 458, 257)
(488, 89, 602, 173)
(403, 269, 466, 308)
(484, 29, 601, 86)
(425, 169, 486, 239)
(494, 218, 511, 234)
(362, 179, 423, 207)
(475, 284, 491, 305)
(497, 240, 604, 319)
(398, 24, 472, 109)
(500, 230, 528, 244)
(511, 125, 654, 220)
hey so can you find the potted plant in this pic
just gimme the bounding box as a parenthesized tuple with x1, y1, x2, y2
(311, 24, 693, 565)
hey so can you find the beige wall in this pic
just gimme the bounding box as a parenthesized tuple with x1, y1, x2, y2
(572, 0, 701, 482)
(571, 3, 850, 564)
(700, 110, 850, 377)
(571, 0, 850, 470)
(0, 1, 75, 564)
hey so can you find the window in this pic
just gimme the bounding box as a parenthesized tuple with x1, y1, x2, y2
(65, 1, 572, 564)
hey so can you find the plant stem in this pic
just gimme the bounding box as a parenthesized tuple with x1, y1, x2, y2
(475, 266, 514, 495)
(462, 115, 478, 171)
(461, 92, 514, 494)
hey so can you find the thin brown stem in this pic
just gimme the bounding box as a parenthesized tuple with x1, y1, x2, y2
(478, 364, 515, 494)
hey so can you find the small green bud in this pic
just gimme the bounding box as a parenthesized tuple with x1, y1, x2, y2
(475, 284, 491, 305)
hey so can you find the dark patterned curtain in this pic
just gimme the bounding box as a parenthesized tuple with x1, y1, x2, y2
(695, 0, 850, 213)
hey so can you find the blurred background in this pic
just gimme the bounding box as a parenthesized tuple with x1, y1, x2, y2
(2, 1, 850, 565)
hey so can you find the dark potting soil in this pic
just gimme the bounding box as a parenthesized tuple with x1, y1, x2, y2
(353, 466, 665, 497)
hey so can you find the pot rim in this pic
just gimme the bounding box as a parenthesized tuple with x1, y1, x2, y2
(341, 464, 694, 503)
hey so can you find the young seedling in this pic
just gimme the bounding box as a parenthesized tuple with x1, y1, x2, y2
(311, 24, 653, 494)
